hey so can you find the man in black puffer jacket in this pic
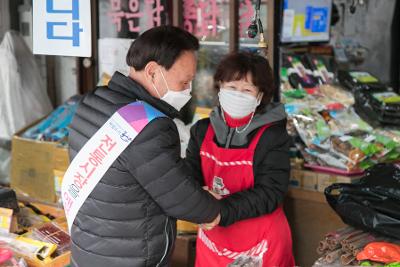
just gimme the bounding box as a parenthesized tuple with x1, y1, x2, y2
(68, 26, 221, 267)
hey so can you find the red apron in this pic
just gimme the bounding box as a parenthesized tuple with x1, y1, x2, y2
(195, 124, 295, 267)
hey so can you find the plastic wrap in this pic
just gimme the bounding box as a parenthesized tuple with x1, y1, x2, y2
(325, 164, 400, 239)
(22, 95, 81, 142)
(23, 223, 70, 256)
(320, 84, 355, 107)
(0, 31, 52, 141)
(355, 89, 400, 126)
(227, 256, 262, 267)
(328, 108, 373, 135)
(0, 234, 56, 262)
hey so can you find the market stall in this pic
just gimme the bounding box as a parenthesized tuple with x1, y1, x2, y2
(0, 0, 399, 266)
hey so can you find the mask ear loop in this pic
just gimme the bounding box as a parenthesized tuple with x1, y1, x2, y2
(146, 73, 162, 98)
(159, 68, 171, 93)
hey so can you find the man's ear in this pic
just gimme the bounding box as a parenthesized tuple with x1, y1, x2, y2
(144, 61, 159, 83)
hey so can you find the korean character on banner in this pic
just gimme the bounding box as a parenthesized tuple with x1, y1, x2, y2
(46, 0, 80, 20)
(183, 0, 197, 34)
(144, 0, 165, 28)
(88, 148, 105, 167)
(74, 170, 88, 189)
(125, 0, 143, 33)
(101, 134, 117, 152)
(108, 0, 125, 32)
(79, 162, 95, 180)
(92, 145, 108, 162)
(63, 191, 73, 211)
(239, 0, 254, 38)
(197, 0, 220, 37)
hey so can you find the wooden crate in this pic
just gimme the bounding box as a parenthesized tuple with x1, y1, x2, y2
(171, 234, 197, 267)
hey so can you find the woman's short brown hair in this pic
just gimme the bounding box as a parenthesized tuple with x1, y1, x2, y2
(213, 52, 275, 113)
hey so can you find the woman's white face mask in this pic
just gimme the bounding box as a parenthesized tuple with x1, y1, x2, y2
(218, 88, 263, 118)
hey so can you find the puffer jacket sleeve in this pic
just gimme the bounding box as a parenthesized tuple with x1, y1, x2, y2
(184, 119, 209, 186)
(120, 117, 220, 224)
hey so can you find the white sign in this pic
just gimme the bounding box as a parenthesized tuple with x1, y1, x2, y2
(33, 0, 91, 57)
(98, 38, 133, 77)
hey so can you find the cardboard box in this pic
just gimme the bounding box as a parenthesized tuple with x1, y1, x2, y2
(289, 169, 303, 188)
(317, 173, 334, 193)
(177, 220, 198, 233)
(11, 118, 69, 204)
(317, 173, 362, 193)
(301, 171, 318, 191)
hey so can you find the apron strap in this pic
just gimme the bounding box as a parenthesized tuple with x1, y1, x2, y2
(204, 124, 216, 142)
(248, 123, 273, 151)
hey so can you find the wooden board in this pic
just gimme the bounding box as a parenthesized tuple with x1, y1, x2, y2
(284, 189, 346, 267)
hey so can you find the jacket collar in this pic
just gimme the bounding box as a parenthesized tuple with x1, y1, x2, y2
(108, 72, 180, 119)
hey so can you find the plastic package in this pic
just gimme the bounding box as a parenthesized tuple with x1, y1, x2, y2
(282, 54, 320, 89)
(0, 245, 27, 267)
(357, 242, 400, 264)
(227, 256, 263, 267)
(355, 89, 400, 126)
(338, 70, 381, 91)
(328, 108, 373, 135)
(17, 205, 52, 230)
(0, 234, 56, 261)
(291, 111, 330, 147)
(319, 84, 355, 107)
(24, 223, 70, 255)
(22, 95, 81, 142)
(306, 147, 350, 170)
(331, 134, 373, 161)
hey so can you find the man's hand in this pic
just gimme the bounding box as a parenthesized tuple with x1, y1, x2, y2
(200, 213, 221, 231)
(199, 186, 222, 230)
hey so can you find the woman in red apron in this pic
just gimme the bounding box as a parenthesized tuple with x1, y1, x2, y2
(185, 52, 295, 267)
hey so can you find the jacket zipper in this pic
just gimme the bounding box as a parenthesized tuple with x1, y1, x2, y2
(156, 217, 170, 267)
(225, 128, 234, 148)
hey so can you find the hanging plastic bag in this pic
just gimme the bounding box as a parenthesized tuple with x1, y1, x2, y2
(0, 31, 52, 140)
(325, 164, 400, 239)
(0, 147, 10, 184)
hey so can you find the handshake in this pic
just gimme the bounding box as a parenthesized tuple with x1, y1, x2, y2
(199, 186, 222, 231)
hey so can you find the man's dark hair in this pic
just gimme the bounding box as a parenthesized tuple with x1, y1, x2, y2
(126, 26, 199, 71)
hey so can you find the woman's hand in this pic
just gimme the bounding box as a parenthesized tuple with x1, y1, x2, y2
(200, 213, 221, 231)
(203, 186, 222, 200)
(199, 186, 222, 230)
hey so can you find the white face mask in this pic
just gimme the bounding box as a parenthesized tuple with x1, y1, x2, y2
(218, 88, 262, 118)
(151, 68, 192, 111)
